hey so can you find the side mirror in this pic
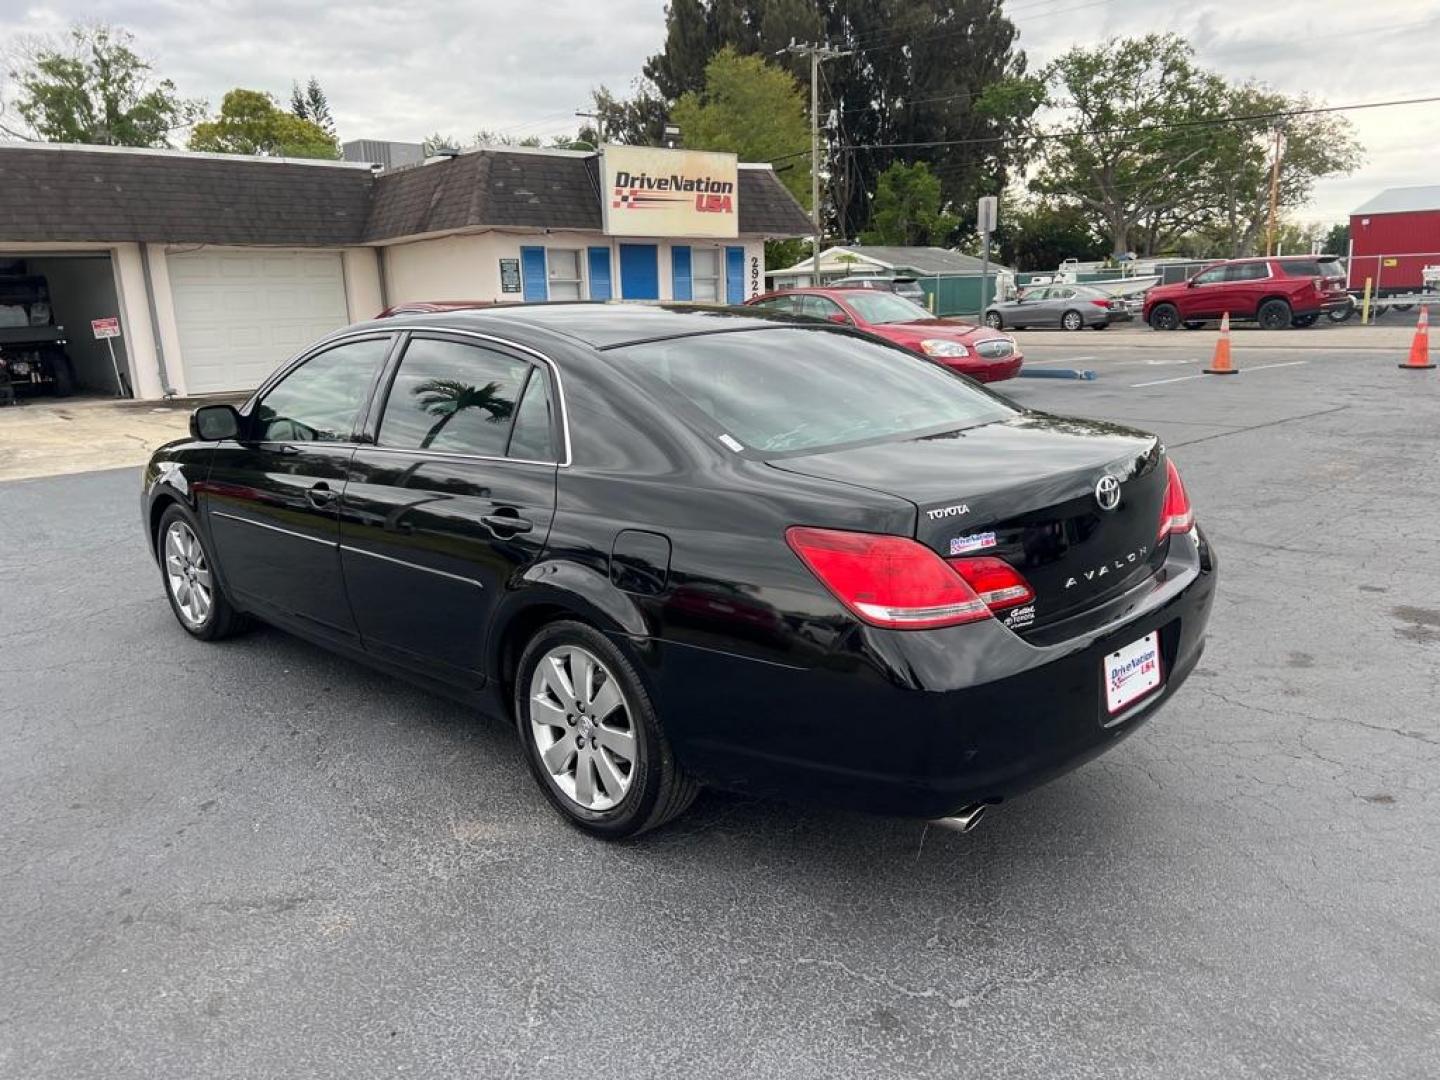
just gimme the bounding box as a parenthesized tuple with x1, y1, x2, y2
(1187, 279, 1198, 288)
(191, 404, 241, 441)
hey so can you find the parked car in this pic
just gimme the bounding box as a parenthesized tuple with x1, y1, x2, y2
(827, 275, 928, 304)
(1143, 256, 1350, 330)
(142, 303, 1214, 838)
(982, 284, 1126, 331)
(0, 272, 75, 397)
(746, 287, 1023, 382)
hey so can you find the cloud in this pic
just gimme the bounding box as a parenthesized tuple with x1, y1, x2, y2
(3, 0, 1435, 222)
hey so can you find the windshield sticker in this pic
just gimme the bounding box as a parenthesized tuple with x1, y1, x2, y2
(717, 433, 744, 452)
(949, 531, 996, 556)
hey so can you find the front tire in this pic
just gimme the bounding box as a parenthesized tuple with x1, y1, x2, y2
(1257, 298, 1292, 330)
(1061, 309, 1084, 331)
(1149, 304, 1180, 331)
(515, 620, 698, 838)
(157, 504, 246, 640)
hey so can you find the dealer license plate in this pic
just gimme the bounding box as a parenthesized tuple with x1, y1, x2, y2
(1104, 631, 1163, 714)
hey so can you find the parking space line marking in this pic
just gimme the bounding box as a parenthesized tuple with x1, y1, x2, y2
(1129, 360, 1309, 387)
(1130, 373, 1206, 387)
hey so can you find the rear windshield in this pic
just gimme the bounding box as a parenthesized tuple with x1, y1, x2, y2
(613, 328, 1015, 456)
(1279, 258, 1345, 278)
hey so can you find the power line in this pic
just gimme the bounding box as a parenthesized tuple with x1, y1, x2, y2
(826, 94, 1440, 153)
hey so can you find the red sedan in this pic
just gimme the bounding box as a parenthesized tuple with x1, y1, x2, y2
(745, 287, 1023, 382)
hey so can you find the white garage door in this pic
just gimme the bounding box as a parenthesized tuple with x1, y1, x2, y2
(169, 249, 349, 394)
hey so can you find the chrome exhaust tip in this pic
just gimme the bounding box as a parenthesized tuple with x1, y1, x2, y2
(934, 803, 987, 834)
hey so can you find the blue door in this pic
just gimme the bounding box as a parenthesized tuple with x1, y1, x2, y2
(587, 247, 613, 301)
(619, 244, 659, 300)
(671, 246, 692, 301)
(725, 246, 745, 304)
(520, 247, 547, 302)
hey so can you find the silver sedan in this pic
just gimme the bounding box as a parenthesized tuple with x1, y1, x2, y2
(983, 285, 1125, 331)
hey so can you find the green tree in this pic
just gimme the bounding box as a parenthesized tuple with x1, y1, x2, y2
(577, 83, 669, 146)
(1001, 200, 1108, 271)
(640, 0, 1037, 239)
(1033, 34, 1233, 257)
(860, 161, 957, 246)
(1321, 221, 1350, 255)
(190, 89, 339, 158)
(670, 47, 811, 208)
(2, 23, 203, 146)
(290, 76, 336, 138)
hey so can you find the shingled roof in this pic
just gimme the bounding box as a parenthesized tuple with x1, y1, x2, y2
(0, 144, 373, 245)
(0, 143, 811, 246)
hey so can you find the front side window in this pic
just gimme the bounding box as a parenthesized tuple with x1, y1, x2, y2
(691, 248, 722, 302)
(1192, 265, 1228, 285)
(252, 336, 390, 443)
(616, 328, 1015, 456)
(377, 337, 530, 456)
(798, 295, 847, 322)
(548, 249, 582, 301)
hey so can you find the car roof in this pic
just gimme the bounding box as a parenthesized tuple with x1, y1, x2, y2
(358, 301, 793, 349)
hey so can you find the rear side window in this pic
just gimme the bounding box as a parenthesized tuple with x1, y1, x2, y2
(253, 336, 390, 443)
(614, 328, 1015, 456)
(506, 369, 558, 462)
(377, 337, 529, 456)
(1233, 262, 1270, 281)
(752, 296, 798, 315)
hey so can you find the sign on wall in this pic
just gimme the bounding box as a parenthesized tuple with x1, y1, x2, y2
(601, 145, 739, 239)
(499, 258, 522, 293)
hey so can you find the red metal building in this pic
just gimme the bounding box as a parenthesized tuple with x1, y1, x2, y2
(1348, 186, 1440, 295)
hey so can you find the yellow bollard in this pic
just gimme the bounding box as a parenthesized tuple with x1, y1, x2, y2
(1361, 277, 1373, 325)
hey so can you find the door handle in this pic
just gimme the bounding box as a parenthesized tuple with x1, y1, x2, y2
(305, 483, 339, 509)
(481, 509, 533, 535)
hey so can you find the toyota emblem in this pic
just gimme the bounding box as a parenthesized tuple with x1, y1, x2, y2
(1095, 475, 1122, 511)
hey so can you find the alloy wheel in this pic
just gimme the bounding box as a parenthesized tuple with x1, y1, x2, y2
(1062, 310, 1083, 330)
(164, 520, 213, 628)
(984, 312, 1003, 330)
(528, 645, 637, 812)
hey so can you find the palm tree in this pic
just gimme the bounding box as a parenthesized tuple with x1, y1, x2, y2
(412, 379, 515, 449)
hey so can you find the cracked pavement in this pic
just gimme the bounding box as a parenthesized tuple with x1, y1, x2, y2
(1, 342, 1437, 1078)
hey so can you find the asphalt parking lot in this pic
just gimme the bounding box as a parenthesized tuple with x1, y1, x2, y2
(3, 332, 1438, 1078)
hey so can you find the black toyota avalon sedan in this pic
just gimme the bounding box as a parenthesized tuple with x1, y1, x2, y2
(142, 303, 1215, 838)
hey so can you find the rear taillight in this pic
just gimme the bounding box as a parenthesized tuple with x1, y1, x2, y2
(785, 527, 990, 629)
(1091, 299, 1110, 308)
(948, 556, 1035, 611)
(1158, 458, 1195, 541)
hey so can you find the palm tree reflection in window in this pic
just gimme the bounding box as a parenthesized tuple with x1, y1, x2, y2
(413, 379, 515, 450)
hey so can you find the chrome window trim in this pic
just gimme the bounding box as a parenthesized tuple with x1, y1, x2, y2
(241, 325, 574, 467)
(339, 544, 485, 588)
(211, 510, 336, 547)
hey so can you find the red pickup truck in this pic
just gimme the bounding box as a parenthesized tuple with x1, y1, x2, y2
(1144, 256, 1350, 330)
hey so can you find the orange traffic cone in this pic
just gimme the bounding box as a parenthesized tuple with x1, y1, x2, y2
(1399, 305, 1436, 370)
(1205, 312, 1238, 375)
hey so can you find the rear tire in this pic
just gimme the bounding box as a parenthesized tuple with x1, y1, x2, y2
(515, 620, 698, 839)
(1149, 304, 1180, 331)
(1257, 298, 1292, 330)
(157, 504, 246, 641)
(1061, 309, 1084, 331)
(983, 311, 1003, 330)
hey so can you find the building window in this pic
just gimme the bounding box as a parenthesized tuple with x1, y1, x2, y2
(691, 248, 721, 301)
(548, 249, 583, 300)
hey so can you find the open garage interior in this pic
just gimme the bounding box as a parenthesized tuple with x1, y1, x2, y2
(1, 252, 129, 398)
(166, 248, 350, 395)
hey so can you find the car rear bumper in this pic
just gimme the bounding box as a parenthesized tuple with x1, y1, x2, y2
(643, 529, 1216, 819)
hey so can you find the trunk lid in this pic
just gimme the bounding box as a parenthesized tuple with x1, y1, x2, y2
(769, 413, 1166, 634)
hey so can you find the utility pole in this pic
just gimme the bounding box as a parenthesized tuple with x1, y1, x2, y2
(1266, 126, 1285, 256)
(781, 42, 850, 286)
(576, 110, 606, 145)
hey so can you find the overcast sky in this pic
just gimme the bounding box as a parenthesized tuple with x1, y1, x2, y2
(3, 0, 1436, 224)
